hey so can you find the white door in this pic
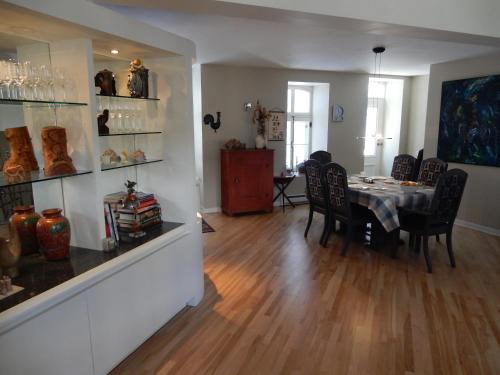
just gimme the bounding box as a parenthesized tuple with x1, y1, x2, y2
(363, 98, 385, 176)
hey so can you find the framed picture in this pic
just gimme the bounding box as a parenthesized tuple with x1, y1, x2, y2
(267, 110, 285, 141)
(331, 104, 344, 122)
(438, 74, 500, 167)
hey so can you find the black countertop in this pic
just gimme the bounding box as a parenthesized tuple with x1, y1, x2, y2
(0, 221, 183, 314)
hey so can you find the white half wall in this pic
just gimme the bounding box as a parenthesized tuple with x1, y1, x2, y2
(424, 52, 500, 230)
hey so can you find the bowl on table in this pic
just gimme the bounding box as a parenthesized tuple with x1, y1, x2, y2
(400, 180, 420, 192)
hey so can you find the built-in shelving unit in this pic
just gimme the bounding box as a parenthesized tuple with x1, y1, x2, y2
(0, 3, 202, 373)
(101, 158, 163, 171)
(0, 98, 88, 107)
(0, 170, 92, 188)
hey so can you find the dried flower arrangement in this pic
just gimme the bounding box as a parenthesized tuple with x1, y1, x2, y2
(252, 100, 271, 136)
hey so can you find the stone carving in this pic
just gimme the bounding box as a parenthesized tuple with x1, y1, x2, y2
(41, 126, 76, 176)
(2, 126, 39, 177)
(98, 109, 110, 135)
(127, 59, 149, 98)
(94, 69, 116, 96)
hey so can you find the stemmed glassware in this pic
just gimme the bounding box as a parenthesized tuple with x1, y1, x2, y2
(0, 59, 67, 101)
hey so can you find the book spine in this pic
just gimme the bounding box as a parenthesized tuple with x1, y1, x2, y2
(107, 202, 120, 242)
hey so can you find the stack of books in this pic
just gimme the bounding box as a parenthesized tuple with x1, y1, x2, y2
(104, 191, 162, 241)
(116, 192, 162, 234)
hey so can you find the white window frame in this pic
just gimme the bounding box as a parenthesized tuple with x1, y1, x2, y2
(286, 85, 313, 170)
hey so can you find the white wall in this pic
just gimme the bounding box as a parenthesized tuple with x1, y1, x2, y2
(201, 64, 368, 210)
(407, 75, 429, 155)
(424, 52, 500, 231)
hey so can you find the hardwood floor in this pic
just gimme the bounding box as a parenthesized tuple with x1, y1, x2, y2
(111, 206, 500, 375)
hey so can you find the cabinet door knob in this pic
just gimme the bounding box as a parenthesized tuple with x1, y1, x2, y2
(234, 177, 240, 183)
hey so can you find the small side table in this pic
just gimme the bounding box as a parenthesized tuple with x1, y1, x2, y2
(273, 174, 296, 213)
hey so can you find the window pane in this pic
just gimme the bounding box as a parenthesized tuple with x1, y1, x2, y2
(293, 121, 309, 145)
(293, 89, 310, 113)
(364, 107, 377, 156)
(286, 121, 291, 144)
(287, 89, 292, 113)
(286, 144, 292, 169)
(293, 145, 309, 167)
(368, 81, 386, 98)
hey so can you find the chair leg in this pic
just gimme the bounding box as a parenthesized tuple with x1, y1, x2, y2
(415, 235, 421, 254)
(320, 214, 330, 247)
(304, 206, 313, 238)
(409, 233, 415, 248)
(436, 234, 440, 242)
(341, 223, 353, 256)
(422, 235, 432, 273)
(446, 229, 456, 268)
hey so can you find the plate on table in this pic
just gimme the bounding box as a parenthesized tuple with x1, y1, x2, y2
(383, 180, 397, 185)
(370, 176, 389, 180)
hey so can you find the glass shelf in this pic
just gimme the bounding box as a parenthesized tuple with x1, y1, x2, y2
(96, 94, 160, 101)
(0, 98, 88, 107)
(99, 131, 162, 137)
(0, 169, 92, 188)
(101, 159, 163, 171)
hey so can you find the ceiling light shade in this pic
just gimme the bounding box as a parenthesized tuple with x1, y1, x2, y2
(111, 49, 119, 55)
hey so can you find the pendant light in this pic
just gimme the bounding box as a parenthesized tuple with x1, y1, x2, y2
(372, 46, 390, 146)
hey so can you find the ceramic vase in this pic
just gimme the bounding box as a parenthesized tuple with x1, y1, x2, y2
(255, 134, 267, 149)
(36, 208, 71, 261)
(10, 205, 41, 255)
(0, 222, 21, 278)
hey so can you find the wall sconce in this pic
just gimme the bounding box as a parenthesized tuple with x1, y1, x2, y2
(243, 102, 253, 111)
(203, 112, 221, 132)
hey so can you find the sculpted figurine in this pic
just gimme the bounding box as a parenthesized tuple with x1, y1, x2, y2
(3, 126, 39, 177)
(98, 109, 110, 135)
(41, 126, 76, 176)
(127, 59, 149, 98)
(101, 149, 121, 165)
(95, 69, 116, 96)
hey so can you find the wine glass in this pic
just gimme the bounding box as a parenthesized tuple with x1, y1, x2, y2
(52, 67, 66, 101)
(39, 65, 54, 101)
(7, 60, 20, 99)
(0, 60, 11, 99)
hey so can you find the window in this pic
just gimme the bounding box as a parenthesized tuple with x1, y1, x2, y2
(286, 86, 312, 170)
(364, 80, 386, 156)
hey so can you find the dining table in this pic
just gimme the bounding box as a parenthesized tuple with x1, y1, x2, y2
(347, 175, 435, 233)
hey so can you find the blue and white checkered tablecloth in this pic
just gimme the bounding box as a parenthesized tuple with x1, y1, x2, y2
(348, 176, 434, 232)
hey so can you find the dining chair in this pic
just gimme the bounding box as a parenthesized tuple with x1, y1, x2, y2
(417, 157, 448, 186)
(321, 162, 372, 255)
(396, 169, 468, 273)
(304, 159, 329, 244)
(391, 154, 417, 181)
(412, 149, 423, 181)
(310, 150, 332, 164)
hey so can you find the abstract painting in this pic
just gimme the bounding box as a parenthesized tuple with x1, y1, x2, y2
(437, 75, 500, 167)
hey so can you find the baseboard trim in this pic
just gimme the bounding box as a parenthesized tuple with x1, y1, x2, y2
(455, 219, 500, 237)
(202, 207, 221, 214)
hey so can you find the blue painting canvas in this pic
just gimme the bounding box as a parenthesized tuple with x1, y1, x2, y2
(437, 75, 500, 167)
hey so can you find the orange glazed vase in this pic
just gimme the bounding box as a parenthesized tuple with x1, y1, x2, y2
(36, 209, 71, 261)
(10, 205, 41, 255)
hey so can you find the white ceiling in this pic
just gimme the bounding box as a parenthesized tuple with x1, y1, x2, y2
(98, 0, 500, 76)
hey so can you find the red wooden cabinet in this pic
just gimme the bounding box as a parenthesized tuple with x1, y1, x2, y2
(221, 149, 274, 215)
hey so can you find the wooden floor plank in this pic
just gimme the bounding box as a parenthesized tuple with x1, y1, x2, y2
(111, 207, 500, 375)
